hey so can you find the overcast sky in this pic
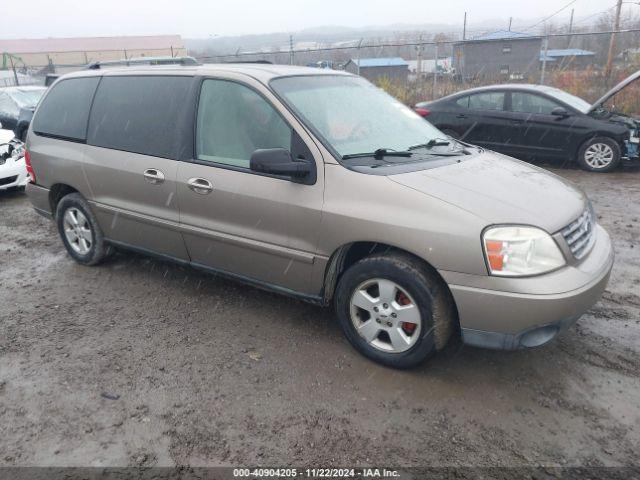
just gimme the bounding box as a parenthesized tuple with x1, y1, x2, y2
(1, 0, 620, 39)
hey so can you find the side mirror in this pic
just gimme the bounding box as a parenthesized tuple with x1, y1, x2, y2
(250, 148, 312, 180)
(551, 107, 570, 117)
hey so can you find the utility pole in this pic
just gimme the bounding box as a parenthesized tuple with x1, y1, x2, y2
(540, 36, 549, 85)
(567, 8, 574, 47)
(289, 35, 294, 65)
(568, 8, 574, 33)
(356, 38, 363, 76)
(460, 12, 467, 85)
(462, 12, 467, 40)
(433, 42, 439, 97)
(508, 17, 513, 31)
(415, 35, 423, 81)
(605, 0, 623, 84)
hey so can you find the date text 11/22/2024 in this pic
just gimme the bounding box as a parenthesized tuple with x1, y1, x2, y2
(233, 468, 401, 478)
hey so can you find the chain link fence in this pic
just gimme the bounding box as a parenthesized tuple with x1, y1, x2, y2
(2, 30, 640, 112)
(0, 46, 187, 87)
(192, 29, 640, 111)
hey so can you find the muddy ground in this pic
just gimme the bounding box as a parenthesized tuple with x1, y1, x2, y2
(0, 166, 639, 472)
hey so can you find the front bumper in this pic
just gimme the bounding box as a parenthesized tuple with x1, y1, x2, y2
(623, 139, 640, 165)
(442, 224, 614, 350)
(0, 158, 28, 191)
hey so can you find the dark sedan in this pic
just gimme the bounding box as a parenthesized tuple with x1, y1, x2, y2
(415, 82, 640, 172)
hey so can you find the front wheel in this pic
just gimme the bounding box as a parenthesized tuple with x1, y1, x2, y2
(577, 137, 621, 172)
(334, 252, 456, 369)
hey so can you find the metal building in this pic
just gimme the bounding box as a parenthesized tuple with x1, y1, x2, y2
(453, 31, 542, 81)
(344, 57, 409, 83)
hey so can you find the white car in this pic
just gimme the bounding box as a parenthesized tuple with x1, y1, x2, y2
(0, 128, 28, 191)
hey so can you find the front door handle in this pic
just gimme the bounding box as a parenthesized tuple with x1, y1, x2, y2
(456, 114, 468, 119)
(143, 168, 165, 184)
(187, 177, 213, 195)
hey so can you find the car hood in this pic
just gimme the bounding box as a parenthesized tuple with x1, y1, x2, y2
(389, 152, 587, 233)
(589, 69, 640, 113)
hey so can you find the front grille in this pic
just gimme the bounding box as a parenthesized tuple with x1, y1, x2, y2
(561, 207, 596, 260)
(0, 175, 18, 186)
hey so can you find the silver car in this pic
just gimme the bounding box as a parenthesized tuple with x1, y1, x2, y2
(24, 64, 613, 368)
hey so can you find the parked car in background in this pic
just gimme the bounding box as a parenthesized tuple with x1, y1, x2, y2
(0, 127, 28, 192)
(25, 66, 613, 368)
(0, 86, 46, 132)
(415, 72, 640, 172)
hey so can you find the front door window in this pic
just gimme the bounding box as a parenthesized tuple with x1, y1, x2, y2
(196, 79, 292, 168)
(511, 92, 561, 115)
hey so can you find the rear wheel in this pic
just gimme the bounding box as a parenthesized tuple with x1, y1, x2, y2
(577, 137, 621, 172)
(335, 252, 456, 369)
(56, 193, 111, 265)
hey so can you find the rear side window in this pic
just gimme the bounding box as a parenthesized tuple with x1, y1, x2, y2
(32, 77, 100, 141)
(87, 76, 192, 159)
(455, 96, 469, 108)
(468, 92, 505, 111)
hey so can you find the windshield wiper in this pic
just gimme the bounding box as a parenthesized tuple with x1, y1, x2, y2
(342, 148, 412, 160)
(408, 138, 452, 150)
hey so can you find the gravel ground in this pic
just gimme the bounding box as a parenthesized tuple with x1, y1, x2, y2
(0, 166, 639, 471)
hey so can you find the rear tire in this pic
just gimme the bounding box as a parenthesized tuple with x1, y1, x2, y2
(334, 252, 456, 369)
(577, 136, 621, 172)
(56, 193, 111, 266)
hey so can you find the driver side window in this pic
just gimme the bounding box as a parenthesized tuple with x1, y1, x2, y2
(196, 79, 292, 168)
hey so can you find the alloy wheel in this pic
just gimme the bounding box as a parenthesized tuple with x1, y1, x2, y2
(349, 278, 422, 353)
(584, 143, 614, 169)
(63, 208, 93, 255)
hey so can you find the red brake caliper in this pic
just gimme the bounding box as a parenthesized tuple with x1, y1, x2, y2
(396, 291, 417, 334)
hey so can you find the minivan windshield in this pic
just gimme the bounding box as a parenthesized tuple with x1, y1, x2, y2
(271, 75, 449, 160)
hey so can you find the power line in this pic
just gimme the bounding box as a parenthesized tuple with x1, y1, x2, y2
(195, 27, 640, 61)
(572, 6, 617, 26)
(522, 0, 580, 31)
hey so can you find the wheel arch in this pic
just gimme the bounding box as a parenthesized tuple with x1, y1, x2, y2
(575, 131, 625, 160)
(322, 241, 456, 307)
(49, 183, 79, 218)
(324, 241, 461, 353)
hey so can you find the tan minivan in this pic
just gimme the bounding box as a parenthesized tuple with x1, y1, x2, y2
(25, 64, 614, 368)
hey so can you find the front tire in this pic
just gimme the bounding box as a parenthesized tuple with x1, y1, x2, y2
(56, 193, 110, 266)
(335, 252, 456, 369)
(577, 137, 621, 172)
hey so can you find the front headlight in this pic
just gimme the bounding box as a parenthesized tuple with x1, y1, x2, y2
(483, 226, 566, 277)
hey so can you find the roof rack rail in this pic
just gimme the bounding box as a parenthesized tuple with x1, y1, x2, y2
(86, 56, 199, 69)
(219, 60, 273, 64)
